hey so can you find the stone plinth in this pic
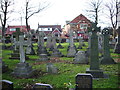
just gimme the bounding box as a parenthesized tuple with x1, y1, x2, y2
(51, 49, 63, 57)
(86, 68, 104, 78)
(12, 62, 35, 78)
(67, 46, 77, 57)
(38, 54, 49, 61)
(73, 51, 88, 64)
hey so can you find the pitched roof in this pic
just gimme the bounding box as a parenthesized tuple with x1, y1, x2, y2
(5, 25, 30, 35)
(70, 14, 91, 24)
(38, 25, 61, 29)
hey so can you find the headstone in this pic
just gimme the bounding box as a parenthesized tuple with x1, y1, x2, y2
(2, 80, 13, 90)
(2, 37, 7, 49)
(75, 73, 93, 89)
(46, 63, 58, 74)
(37, 54, 49, 61)
(85, 35, 91, 59)
(13, 28, 24, 41)
(100, 28, 116, 64)
(67, 29, 77, 57)
(2, 61, 9, 73)
(57, 36, 64, 49)
(37, 31, 49, 55)
(73, 51, 88, 64)
(25, 31, 35, 55)
(9, 35, 15, 50)
(9, 28, 29, 60)
(86, 27, 104, 78)
(98, 33, 103, 54)
(77, 36, 83, 49)
(109, 38, 116, 49)
(51, 35, 63, 57)
(46, 34, 52, 48)
(33, 83, 53, 90)
(12, 35, 35, 78)
(0, 58, 8, 73)
(114, 27, 120, 54)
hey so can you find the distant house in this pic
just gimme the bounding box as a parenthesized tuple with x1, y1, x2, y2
(62, 14, 91, 40)
(38, 25, 62, 36)
(5, 25, 30, 35)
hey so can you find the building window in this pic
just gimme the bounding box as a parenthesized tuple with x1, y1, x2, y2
(10, 28, 16, 31)
(80, 24, 88, 29)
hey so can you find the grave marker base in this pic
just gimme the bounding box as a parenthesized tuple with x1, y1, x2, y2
(12, 62, 35, 78)
(86, 68, 104, 78)
(100, 57, 116, 64)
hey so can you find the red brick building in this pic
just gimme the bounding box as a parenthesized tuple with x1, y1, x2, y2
(5, 25, 30, 35)
(62, 14, 91, 40)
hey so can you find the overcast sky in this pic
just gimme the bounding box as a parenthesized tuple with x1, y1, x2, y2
(5, 0, 112, 29)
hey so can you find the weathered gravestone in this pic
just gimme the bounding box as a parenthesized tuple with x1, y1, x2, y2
(57, 35, 64, 49)
(37, 31, 49, 55)
(73, 51, 88, 64)
(46, 34, 52, 48)
(25, 31, 35, 55)
(114, 27, 120, 54)
(9, 28, 29, 60)
(100, 28, 116, 64)
(0, 58, 8, 73)
(46, 63, 58, 74)
(67, 29, 77, 57)
(33, 83, 53, 90)
(2, 37, 7, 50)
(2, 61, 9, 73)
(86, 27, 104, 78)
(51, 35, 63, 57)
(98, 33, 103, 54)
(9, 35, 15, 50)
(38, 54, 49, 61)
(77, 36, 83, 49)
(75, 73, 93, 89)
(1, 80, 13, 90)
(12, 35, 35, 78)
(85, 32, 92, 58)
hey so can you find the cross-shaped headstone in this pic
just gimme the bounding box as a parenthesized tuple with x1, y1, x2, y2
(15, 35, 28, 63)
(13, 28, 24, 41)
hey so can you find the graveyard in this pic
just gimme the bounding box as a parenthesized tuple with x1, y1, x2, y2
(1, 35, 120, 89)
(1, 0, 120, 89)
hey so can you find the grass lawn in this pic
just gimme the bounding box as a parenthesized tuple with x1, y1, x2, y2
(2, 42, 120, 89)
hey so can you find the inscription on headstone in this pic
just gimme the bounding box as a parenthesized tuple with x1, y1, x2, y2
(75, 73, 93, 89)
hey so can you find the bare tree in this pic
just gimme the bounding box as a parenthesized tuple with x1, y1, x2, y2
(25, 0, 49, 31)
(105, 0, 120, 38)
(86, 0, 103, 29)
(0, 0, 14, 37)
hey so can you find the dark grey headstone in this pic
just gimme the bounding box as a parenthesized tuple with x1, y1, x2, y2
(2, 80, 13, 90)
(33, 83, 53, 90)
(100, 28, 116, 64)
(75, 73, 93, 89)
